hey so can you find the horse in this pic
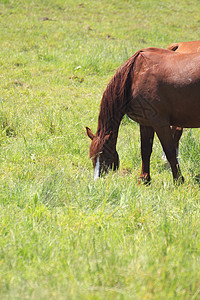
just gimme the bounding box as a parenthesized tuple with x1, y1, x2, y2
(159, 40, 200, 161)
(86, 47, 200, 184)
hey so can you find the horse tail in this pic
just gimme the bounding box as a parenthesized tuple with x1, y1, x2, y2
(167, 43, 180, 52)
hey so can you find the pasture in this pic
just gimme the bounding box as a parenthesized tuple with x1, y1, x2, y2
(0, 0, 200, 299)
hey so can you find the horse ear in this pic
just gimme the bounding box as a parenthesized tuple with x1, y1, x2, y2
(105, 131, 113, 142)
(86, 127, 95, 140)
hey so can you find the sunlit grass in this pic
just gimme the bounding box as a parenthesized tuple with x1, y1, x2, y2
(0, 0, 200, 299)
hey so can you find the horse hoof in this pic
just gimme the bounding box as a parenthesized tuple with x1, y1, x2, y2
(174, 176, 185, 185)
(138, 176, 151, 186)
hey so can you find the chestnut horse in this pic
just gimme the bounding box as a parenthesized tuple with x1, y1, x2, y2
(86, 47, 200, 183)
(160, 40, 200, 160)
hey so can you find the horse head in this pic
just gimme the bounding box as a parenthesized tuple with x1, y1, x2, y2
(86, 127, 119, 179)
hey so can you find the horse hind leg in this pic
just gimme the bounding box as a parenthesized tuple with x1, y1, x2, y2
(156, 126, 184, 184)
(139, 125, 155, 185)
(173, 127, 183, 160)
(162, 126, 183, 164)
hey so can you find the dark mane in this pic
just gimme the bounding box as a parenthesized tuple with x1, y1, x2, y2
(96, 50, 142, 138)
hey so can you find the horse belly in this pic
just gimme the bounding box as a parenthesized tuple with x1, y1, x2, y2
(166, 85, 200, 128)
(170, 106, 200, 128)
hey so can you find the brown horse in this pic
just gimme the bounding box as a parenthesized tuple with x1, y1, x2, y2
(161, 41, 200, 160)
(86, 47, 200, 183)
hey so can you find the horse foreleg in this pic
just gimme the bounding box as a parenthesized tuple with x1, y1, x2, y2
(156, 126, 184, 184)
(139, 125, 155, 185)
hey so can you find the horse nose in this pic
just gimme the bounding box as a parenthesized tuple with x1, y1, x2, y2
(94, 156, 100, 180)
(94, 173, 100, 180)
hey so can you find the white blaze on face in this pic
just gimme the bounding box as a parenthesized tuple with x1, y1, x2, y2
(94, 156, 100, 180)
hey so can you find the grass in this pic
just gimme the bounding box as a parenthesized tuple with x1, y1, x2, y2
(0, 0, 200, 299)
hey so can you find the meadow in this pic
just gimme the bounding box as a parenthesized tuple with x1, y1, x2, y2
(0, 0, 200, 299)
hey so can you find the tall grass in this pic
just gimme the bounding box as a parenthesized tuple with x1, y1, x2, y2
(0, 0, 200, 299)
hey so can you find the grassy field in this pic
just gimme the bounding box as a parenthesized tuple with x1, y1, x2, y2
(0, 0, 200, 299)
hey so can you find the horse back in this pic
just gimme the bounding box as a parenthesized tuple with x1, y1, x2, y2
(167, 40, 200, 53)
(139, 49, 200, 85)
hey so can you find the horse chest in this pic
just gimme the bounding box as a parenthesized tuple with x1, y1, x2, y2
(127, 95, 160, 126)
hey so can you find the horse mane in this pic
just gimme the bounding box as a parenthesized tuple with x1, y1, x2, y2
(96, 50, 142, 138)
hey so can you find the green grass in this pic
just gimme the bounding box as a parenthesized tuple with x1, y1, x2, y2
(0, 0, 200, 299)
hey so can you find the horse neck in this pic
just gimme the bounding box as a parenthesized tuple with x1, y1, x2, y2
(95, 53, 138, 147)
(96, 93, 125, 148)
